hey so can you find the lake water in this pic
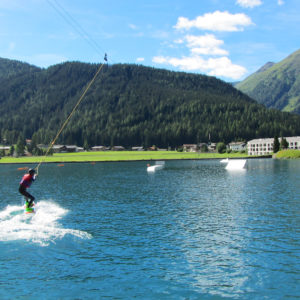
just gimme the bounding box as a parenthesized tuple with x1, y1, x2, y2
(0, 159, 299, 299)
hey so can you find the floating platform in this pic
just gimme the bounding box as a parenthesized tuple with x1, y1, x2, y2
(225, 159, 247, 170)
(147, 161, 165, 172)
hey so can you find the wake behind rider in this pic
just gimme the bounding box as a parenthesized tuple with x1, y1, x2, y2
(19, 168, 37, 208)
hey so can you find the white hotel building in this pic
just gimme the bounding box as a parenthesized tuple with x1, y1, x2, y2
(247, 136, 300, 156)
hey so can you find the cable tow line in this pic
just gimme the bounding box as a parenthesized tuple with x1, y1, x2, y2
(35, 62, 105, 175)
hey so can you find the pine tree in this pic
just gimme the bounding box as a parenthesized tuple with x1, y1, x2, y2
(84, 139, 90, 151)
(9, 145, 15, 156)
(280, 137, 289, 149)
(273, 136, 280, 153)
(16, 136, 25, 156)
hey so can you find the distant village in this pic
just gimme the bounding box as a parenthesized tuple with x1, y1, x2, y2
(1, 136, 299, 158)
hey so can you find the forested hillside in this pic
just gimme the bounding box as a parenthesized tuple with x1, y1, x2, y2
(236, 49, 300, 114)
(1, 59, 300, 148)
(0, 58, 40, 80)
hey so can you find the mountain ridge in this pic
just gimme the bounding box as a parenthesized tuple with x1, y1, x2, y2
(0, 57, 299, 148)
(0, 57, 40, 80)
(236, 49, 300, 114)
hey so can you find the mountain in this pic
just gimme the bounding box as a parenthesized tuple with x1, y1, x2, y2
(0, 58, 300, 148)
(255, 62, 275, 73)
(235, 49, 300, 114)
(0, 57, 40, 80)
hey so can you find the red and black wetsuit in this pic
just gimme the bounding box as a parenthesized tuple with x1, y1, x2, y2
(19, 174, 36, 206)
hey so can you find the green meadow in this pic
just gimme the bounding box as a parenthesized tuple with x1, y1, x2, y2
(0, 151, 251, 164)
(274, 149, 300, 159)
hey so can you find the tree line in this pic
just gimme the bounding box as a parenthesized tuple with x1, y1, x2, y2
(1, 61, 300, 150)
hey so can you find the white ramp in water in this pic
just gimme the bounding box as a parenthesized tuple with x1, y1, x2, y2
(147, 161, 165, 172)
(225, 159, 246, 170)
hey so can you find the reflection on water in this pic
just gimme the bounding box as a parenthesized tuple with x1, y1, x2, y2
(0, 159, 299, 299)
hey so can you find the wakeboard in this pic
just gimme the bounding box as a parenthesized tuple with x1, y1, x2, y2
(24, 202, 35, 214)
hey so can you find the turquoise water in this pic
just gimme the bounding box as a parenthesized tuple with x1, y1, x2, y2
(0, 159, 299, 299)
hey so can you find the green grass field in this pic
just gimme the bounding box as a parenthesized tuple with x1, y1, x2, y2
(0, 151, 251, 164)
(274, 149, 300, 159)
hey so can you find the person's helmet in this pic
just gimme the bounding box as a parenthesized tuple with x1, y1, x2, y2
(28, 168, 36, 174)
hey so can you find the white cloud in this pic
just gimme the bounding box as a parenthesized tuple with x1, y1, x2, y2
(152, 54, 246, 80)
(174, 11, 253, 32)
(185, 34, 229, 56)
(278, 0, 284, 5)
(154, 10, 250, 80)
(136, 57, 144, 62)
(236, 0, 262, 8)
(206, 57, 247, 79)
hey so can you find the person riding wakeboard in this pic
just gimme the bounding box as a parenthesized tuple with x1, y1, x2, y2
(19, 168, 37, 208)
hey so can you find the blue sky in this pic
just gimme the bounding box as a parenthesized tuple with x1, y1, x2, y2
(0, 0, 299, 81)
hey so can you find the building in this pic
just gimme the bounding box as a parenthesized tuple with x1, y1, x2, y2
(288, 137, 300, 150)
(229, 142, 246, 152)
(148, 146, 157, 151)
(65, 145, 79, 152)
(47, 145, 82, 153)
(247, 136, 300, 155)
(208, 143, 216, 152)
(248, 138, 274, 155)
(0, 146, 10, 155)
(183, 144, 198, 152)
(132, 146, 144, 151)
(52, 145, 66, 153)
(112, 146, 125, 151)
(91, 146, 108, 151)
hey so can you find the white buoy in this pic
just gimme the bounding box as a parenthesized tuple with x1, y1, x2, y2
(225, 159, 246, 170)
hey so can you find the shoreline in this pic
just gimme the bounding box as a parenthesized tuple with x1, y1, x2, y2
(0, 152, 272, 165)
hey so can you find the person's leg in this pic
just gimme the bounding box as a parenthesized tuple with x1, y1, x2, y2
(27, 194, 35, 207)
(19, 186, 35, 207)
